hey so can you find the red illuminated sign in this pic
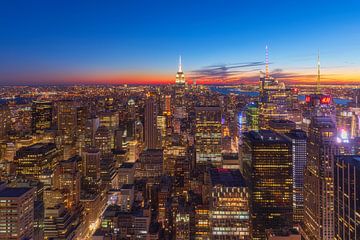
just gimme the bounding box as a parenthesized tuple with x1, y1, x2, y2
(305, 96, 311, 103)
(320, 96, 331, 104)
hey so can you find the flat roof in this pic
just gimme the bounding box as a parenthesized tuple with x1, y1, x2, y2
(119, 162, 135, 169)
(0, 187, 33, 198)
(337, 155, 360, 168)
(16, 143, 56, 156)
(285, 129, 307, 140)
(244, 130, 291, 144)
(210, 168, 246, 188)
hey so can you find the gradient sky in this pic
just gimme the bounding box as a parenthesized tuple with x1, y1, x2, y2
(1, 0, 360, 85)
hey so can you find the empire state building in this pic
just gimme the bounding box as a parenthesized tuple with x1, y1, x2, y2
(175, 56, 186, 85)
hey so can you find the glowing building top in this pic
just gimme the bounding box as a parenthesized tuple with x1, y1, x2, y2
(175, 56, 186, 85)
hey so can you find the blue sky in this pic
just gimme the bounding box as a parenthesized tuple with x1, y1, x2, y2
(0, 0, 360, 84)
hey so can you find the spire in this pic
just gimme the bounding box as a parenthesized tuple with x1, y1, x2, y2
(316, 50, 320, 94)
(265, 45, 269, 79)
(178, 55, 182, 72)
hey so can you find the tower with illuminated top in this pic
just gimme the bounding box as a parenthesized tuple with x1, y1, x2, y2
(175, 56, 186, 86)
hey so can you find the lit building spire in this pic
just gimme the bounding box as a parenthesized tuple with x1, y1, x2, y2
(316, 50, 320, 94)
(265, 45, 269, 79)
(178, 55, 182, 72)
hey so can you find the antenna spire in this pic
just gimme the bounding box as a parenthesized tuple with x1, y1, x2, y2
(316, 50, 320, 94)
(178, 55, 182, 72)
(265, 45, 269, 79)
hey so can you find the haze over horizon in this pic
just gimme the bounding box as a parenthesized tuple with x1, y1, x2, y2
(1, 0, 360, 85)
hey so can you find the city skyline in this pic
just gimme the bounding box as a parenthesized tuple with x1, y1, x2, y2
(1, 1, 360, 85)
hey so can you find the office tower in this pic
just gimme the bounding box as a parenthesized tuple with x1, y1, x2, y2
(242, 130, 293, 239)
(0, 105, 10, 141)
(99, 111, 119, 131)
(304, 116, 338, 240)
(175, 56, 186, 86)
(43, 204, 79, 240)
(58, 155, 81, 209)
(100, 156, 118, 189)
(84, 117, 100, 147)
(334, 155, 360, 240)
(157, 115, 166, 147)
(164, 94, 172, 115)
(118, 162, 135, 187)
(258, 47, 293, 129)
(269, 119, 296, 134)
(195, 106, 222, 167)
(94, 126, 112, 155)
(209, 168, 251, 239)
(244, 102, 259, 131)
(31, 100, 53, 134)
(136, 149, 163, 186)
(145, 97, 158, 149)
(163, 145, 187, 176)
(195, 205, 210, 240)
(81, 147, 101, 183)
(57, 100, 78, 144)
(285, 129, 307, 223)
(174, 202, 192, 240)
(0, 186, 35, 240)
(15, 143, 61, 180)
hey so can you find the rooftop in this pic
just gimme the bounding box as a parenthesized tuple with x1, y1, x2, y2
(210, 168, 246, 188)
(244, 130, 290, 144)
(16, 143, 57, 156)
(0, 187, 33, 198)
(285, 129, 307, 140)
(119, 162, 135, 169)
(337, 155, 360, 168)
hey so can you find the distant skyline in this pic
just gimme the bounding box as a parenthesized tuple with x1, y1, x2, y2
(1, 1, 360, 85)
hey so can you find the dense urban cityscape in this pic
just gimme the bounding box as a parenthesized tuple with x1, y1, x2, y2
(0, 54, 359, 239)
(1, 1, 360, 240)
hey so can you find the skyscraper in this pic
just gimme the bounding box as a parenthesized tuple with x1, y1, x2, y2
(304, 116, 339, 240)
(175, 56, 185, 86)
(195, 106, 222, 167)
(334, 155, 360, 240)
(285, 129, 307, 223)
(57, 100, 78, 145)
(145, 97, 158, 149)
(209, 168, 251, 239)
(15, 143, 61, 180)
(242, 130, 293, 239)
(31, 100, 53, 134)
(0, 186, 35, 240)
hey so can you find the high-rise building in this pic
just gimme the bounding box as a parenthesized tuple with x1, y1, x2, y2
(303, 116, 339, 240)
(31, 100, 53, 134)
(136, 149, 163, 186)
(94, 126, 112, 155)
(334, 155, 360, 240)
(175, 56, 186, 86)
(242, 130, 293, 239)
(195, 106, 222, 167)
(285, 129, 307, 223)
(0, 186, 35, 240)
(58, 155, 81, 209)
(209, 168, 251, 239)
(81, 147, 101, 183)
(15, 143, 61, 180)
(145, 97, 158, 149)
(57, 100, 78, 144)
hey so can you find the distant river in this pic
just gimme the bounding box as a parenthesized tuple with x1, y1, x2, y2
(210, 87, 351, 106)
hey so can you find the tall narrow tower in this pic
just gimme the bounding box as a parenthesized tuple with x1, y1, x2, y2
(265, 45, 269, 79)
(316, 51, 321, 94)
(175, 55, 186, 85)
